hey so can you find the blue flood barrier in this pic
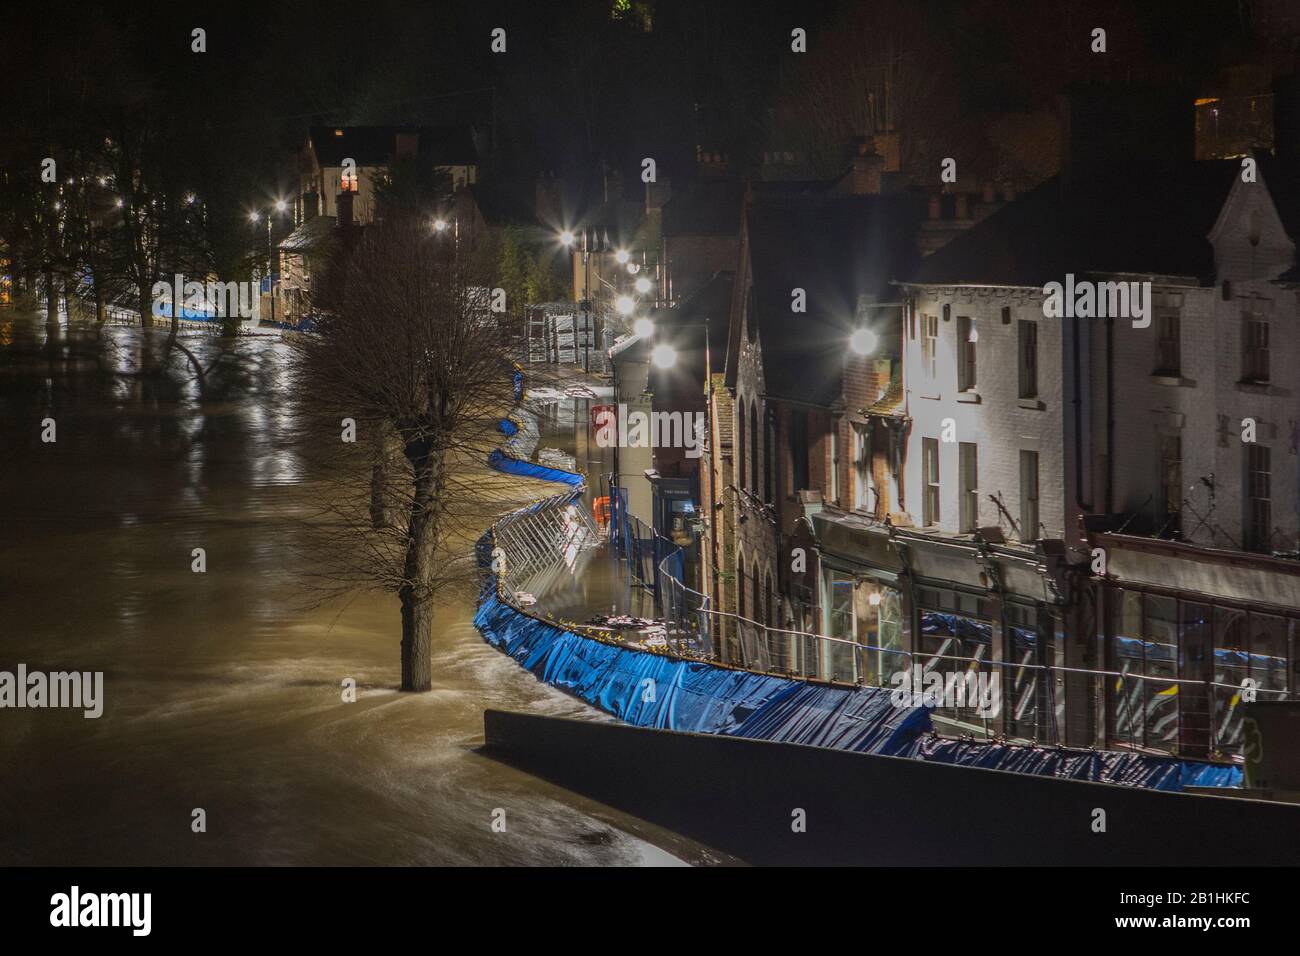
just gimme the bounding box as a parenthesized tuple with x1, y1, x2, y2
(486, 449, 584, 487)
(474, 591, 928, 754)
(474, 585, 1242, 791)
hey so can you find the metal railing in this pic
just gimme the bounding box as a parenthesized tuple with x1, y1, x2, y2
(489, 488, 1278, 761)
(692, 606, 1284, 757)
(491, 490, 601, 601)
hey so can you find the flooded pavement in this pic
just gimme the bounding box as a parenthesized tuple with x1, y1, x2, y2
(0, 312, 726, 866)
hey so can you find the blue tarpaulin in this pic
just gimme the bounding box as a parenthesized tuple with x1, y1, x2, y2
(475, 590, 928, 755)
(474, 584, 1243, 791)
(486, 449, 584, 487)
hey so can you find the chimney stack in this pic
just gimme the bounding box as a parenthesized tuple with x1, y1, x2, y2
(849, 137, 884, 195)
(337, 190, 354, 228)
(395, 131, 418, 160)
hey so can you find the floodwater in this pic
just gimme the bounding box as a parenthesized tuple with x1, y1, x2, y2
(0, 312, 721, 866)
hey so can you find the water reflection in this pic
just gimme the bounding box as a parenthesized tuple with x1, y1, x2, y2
(0, 312, 720, 866)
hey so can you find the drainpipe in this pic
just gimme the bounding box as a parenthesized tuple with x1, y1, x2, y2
(705, 314, 721, 660)
(1072, 309, 1092, 511)
(1105, 314, 1115, 516)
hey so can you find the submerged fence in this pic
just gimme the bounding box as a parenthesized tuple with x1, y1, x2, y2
(606, 487, 712, 658)
(490, 490, 602, 602)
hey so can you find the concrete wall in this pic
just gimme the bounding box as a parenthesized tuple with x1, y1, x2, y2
(483, 708, 1300, 866)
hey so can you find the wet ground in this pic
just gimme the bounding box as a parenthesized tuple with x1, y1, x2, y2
(0, 312, 726, 865)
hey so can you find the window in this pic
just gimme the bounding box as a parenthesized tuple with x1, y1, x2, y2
(789, 409, 809, 493)
(736, 401, 746, 492)
(957, 316, 977, 391)
(1246, 444, 1271, 552)
(764, 409, 777, 503)
(921, 314, 938, 382)
(852, 425, 870, 512)
(1111, 590, 1179, 752)
(748, 401, 759, 496)
(1242, 315, 1269, 383)
(922, 437, 940, 526)
(736, 553, 745, 619)
(1154, 310, 1181, 376)
(340, 168, 359, 193)
(1018, 320, 1038, 398)
(1158, 434, 1182, 529)
(829, 425, 840, 504)
(1019, 450, 1039, 542)
(959, 442, 978, 533)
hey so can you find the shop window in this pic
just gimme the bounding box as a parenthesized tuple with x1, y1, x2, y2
(1111, 590, 1179, 753)
(1005, 603, 1054, 743)
(1212, 607, 1289, 751)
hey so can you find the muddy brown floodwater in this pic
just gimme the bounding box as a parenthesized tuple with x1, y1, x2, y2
(0, 312, 725, 865)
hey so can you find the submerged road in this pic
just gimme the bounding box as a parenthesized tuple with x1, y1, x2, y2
(0, 312, 726, 865)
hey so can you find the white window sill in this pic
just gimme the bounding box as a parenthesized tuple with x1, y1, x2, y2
(956, 391, 981, 404)
(1151, 374, 1193, 388)
(1017, 397, 1045, 410)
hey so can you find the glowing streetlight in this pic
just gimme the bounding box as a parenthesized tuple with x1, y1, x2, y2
(615, 295, 635, 316)
(114, 198, 123, 208)
(633, 317, 654, 337)
(248, 211, 261, 223)
(651, 344, 677, 369)
(850, 327, 878, 356)
(615, 248, 630, 264)
(634, 276, 652, 294)
(433, 218, 448, 232)
(184, 193, 196, 205)
(559, 230, 575, 246)
(275, 199, 288, 213)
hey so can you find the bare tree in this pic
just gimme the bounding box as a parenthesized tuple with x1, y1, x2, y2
(289, 217, 519, 691)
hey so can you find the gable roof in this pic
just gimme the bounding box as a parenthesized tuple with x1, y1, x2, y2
(308, 125, 478, 169)
(662, 180, 745, 237)
(727, 194, 922, 406)
(908, 160, 1239, 288)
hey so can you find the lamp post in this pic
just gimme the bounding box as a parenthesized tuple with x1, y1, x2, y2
(250, 199, 289, 325)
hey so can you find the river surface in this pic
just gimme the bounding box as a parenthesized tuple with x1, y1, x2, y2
(0, 312, 721, 865)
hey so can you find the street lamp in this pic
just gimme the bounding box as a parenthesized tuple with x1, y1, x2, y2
(615, 295, 634, 316)
(433, 218, 448, 233)
(559, 230, 575, 247)
(850, 327, 878, 355)
(633, 317, 654, 338)
(615, 248, 630, 264)
(651, 343, 677, 369)
(634, 276, 652, 295)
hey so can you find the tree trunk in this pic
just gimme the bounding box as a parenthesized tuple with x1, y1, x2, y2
(139, 285, 154, 329)
(44, 267, 59, 327)
(399, 585, 433, 692)
(398, 443, 441, 691)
